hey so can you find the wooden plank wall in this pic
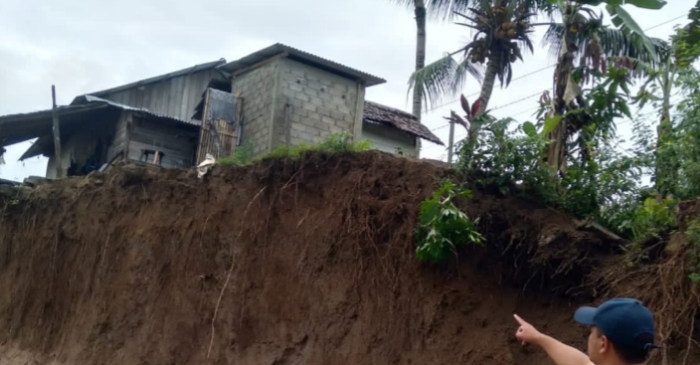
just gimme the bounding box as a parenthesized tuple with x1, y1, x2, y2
(99, 69, 221, 122)
(126, 116, 200, 168)
(196, 89, 238, 164)
(106, 111, 131, 161)
(197, 119, 237, 163)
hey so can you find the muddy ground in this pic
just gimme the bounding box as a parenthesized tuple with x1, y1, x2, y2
(0, 151, 696, 365)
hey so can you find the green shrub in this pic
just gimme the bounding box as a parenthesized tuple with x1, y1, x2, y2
(415, 180, 484, 263)
(218, 142, 255, 166)
(219, 133, 373, 164)
(316, 132, 372, 153)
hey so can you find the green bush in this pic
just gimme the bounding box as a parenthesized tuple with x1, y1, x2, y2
(218, 132, 373, 165)
(415, 180, 484, 263)
(218, 142, 255, 166)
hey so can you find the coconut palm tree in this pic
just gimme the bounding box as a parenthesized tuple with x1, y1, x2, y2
(409, 0, 552, 117)
(391, 0, 519, 121)
(392, 0, 430, 123)
(391, 0, 490, 156)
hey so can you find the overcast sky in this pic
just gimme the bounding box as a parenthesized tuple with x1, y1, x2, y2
(0, 0, 695, 181)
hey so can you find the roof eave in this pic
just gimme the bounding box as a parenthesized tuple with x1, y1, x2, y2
(218, 43, 386, 87)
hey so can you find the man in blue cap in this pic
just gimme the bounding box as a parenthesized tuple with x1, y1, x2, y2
(514, 298, 658, 365)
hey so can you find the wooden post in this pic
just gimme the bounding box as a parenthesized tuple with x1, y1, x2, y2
(447, 120, 455, 164)
(51, 85, 63, 178)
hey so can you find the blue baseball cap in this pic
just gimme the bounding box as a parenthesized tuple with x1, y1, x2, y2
(574, 298, 659, 351)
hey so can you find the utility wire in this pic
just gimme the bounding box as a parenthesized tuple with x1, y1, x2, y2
(423, 13, 690, 133)
(426, 64, 556, 112)
(421, 14, 690, 158)
(422, 100, 684, 153)
(430, 91, 543, 132)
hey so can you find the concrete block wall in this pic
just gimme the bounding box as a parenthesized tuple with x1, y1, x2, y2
(231, 61, 278, 155)
(272, 58, 363, 147)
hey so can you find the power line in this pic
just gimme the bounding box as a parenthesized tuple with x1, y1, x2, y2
(426, 64, 555, 112)
(429, 90, 543, 132)
(421, 14, 690, 157)
(423, 12, 689, 129)
(422, 105, 678, 154)
(644, 14, 687, 31)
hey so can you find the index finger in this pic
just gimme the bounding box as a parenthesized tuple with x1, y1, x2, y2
(513, 314, 528, 326)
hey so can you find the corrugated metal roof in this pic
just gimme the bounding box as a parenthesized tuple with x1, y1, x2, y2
(0, 96, 196, 160)
(72, 95, 190, 124)
(80, 59, 227, 98)
(219, 44, 386, 87)
(363, 101, 443, 145)
(0, 103, 111, 148)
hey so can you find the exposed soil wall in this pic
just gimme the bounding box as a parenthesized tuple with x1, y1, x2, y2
(0, 151, 696, 365)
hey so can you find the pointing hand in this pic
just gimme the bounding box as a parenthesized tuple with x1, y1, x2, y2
(514, 314, 544, 346)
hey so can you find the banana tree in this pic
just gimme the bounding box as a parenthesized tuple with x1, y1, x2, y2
(542, 0, 667, 174)
(409, 0, 551, 117)
(636, 22, 700, 198)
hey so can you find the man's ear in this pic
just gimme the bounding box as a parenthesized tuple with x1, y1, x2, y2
(599, 335, 611, 354)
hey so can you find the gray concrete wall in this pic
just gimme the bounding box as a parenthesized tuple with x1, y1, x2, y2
(231, 61, 279, 154)
(361, 122, 418, 157)
(272, 58, 364, 148)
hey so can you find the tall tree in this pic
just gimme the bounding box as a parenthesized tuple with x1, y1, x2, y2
(636, 15, 700, 198)
(393, 0, 519, 118)
(393, 0, 430, 122)
(409, 0, 551, 117)
(541, 0, 667, 174)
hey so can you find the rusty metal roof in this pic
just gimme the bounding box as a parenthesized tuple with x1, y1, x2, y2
(363, 101, 443, 145)
(0, 96, 194, 160)
(219, 43, 385, 87)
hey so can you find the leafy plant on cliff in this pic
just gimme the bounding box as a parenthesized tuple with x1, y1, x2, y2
(218, 142, 256, 166)
(219, 132, 373, 165)
(415, 180, 484, 263)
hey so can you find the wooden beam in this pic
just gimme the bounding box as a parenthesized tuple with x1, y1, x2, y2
(447, 119, 455, 164)
(195, 89, 212, 164)
(51, 85, 63, 178)
(352, 82, 365, 142)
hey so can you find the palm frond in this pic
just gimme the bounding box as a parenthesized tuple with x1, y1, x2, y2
(596, 27, 669, 67)
(409, 52, 479, 109)
(594, 26, 628, 58)
(423, 0, 475, 20)
(453, 56, 484, 94)
(608, 56, 654, 79)
(425, 0, 554, 21)
(521, 35, 535, 54)
(389, 0, 422, 9)
(542, 23, 565, 61)
(505, 62, 514, 86)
